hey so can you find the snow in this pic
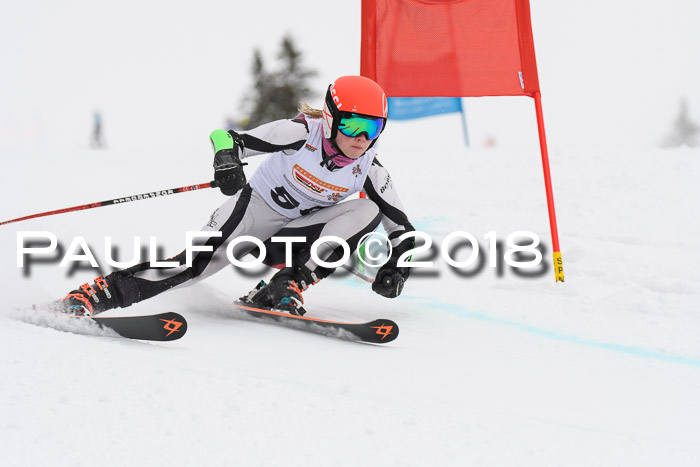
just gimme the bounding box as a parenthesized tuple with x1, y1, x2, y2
(2, 121, 699, 466)
(2, 1, 700, 466)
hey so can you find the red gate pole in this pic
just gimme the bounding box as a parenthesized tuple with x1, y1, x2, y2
(533, 91, 564, 282)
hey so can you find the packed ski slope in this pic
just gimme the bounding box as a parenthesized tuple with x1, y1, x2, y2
(1, 112, 699, 466)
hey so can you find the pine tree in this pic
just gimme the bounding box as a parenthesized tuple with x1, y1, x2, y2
(242, 35, 317, 129)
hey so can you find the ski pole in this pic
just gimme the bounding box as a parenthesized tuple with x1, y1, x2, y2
(342, 264, 375, 283)
(0, 181, 217, 226)
(2, 180, 378, 284)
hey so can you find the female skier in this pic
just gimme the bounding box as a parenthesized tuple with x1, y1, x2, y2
(56, 76, 415, 316)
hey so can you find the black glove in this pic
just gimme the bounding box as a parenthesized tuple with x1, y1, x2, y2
(372, 264, 409, 298)
(213, 146, 247, 196)
(371, 233, 414, 298)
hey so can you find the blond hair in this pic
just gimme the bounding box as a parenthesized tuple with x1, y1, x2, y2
(298, 102, 323, 119)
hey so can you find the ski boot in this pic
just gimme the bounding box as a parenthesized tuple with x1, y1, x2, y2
(241, 265, 320, 316)
(56, 276, 118, 316)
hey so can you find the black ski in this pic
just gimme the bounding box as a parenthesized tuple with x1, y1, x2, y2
(88, 312, 187, 341)
(232, 302, 398, 344)
(25, 307, 188, 342)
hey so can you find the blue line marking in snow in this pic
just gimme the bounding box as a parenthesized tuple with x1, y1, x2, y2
(342, 273, 700, 368)
(429, 301, 700, 369)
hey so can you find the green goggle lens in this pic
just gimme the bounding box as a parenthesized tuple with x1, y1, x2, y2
(337, 113, 384, 140)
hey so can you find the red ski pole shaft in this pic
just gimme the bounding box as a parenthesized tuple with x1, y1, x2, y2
(0, 181, 217, 227)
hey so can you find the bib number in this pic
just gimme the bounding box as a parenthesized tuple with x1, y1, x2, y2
(271, 186, 300, 211)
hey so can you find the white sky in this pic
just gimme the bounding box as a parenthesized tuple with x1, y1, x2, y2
(1, 0, 698, 152)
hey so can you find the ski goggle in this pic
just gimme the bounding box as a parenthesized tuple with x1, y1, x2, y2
(337, 113, 385, 140)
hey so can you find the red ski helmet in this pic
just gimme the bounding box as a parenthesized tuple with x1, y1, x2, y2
(322, 76, 388, 143)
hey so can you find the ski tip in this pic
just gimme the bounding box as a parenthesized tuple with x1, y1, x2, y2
(155, 312, 188, 341)
(365, 319, 399, 344)
(91, 311, 188, 342)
